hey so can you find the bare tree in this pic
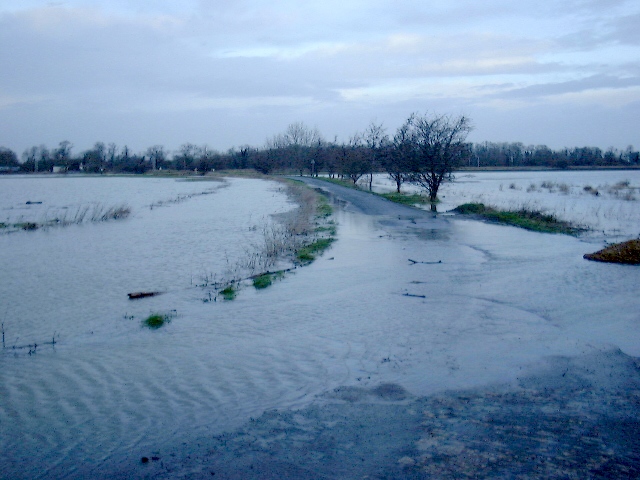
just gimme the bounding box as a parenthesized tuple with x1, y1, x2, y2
(146, 145, 166, 171)
(340, 134, 369, 185)
(283, 121, 324, 175)
(386, 114, 415, 193)
(405, 112, 472, 207)
(363, 121, 388, 190)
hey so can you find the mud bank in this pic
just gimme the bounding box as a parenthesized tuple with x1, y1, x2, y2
(139, 349, 640, 479)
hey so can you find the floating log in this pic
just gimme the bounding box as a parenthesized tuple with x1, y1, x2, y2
(408, 259, 442, 265)
(403, 293, 426, 298)
(128, 291, 161, 300)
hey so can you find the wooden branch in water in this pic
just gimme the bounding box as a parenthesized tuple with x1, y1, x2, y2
(128, 291, 162, 300)
(402, 293, 426, 298)
(408, 259, 442, 265)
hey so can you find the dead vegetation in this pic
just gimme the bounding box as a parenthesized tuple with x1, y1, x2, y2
(583, 239, 640, 264)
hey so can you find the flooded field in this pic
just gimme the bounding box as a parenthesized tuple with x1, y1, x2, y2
(1, 171, 639, 478)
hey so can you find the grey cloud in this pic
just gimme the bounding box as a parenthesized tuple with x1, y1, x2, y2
(1, 1, 639, 154)
(496, 74, 640, 100)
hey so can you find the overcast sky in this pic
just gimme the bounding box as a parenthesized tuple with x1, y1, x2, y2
(1, 0, 639, 155)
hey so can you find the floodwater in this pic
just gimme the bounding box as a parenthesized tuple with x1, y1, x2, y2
(1, 171, 639, 479)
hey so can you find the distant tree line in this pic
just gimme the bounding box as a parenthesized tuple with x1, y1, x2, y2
(470, 142, 639, 169)
(2, 114, 638, 183)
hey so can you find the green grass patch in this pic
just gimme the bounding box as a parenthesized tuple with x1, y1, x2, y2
(142, 313, 172, 329)
(296, 238, 335, 263)
(453, 203, 582, 235)
(315, 224, 337, 235)
(220, 285, 237, 300)
(252, 271, 285, 290)
(379, 192, 431, 206)
(252, 273, 273, 289)
(453, 203, 488, 214)
(322, 177, 357, 188)
(316, 198, 333, 218)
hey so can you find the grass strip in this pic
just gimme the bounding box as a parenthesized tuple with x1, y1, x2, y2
(379, 192, 431, 207)
(453, 203, 583, 235)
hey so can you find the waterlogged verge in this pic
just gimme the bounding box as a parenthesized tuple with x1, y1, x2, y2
(197, 179, 336, 302)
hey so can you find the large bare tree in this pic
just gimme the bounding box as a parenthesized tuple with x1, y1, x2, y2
(403, 112, 472, 206)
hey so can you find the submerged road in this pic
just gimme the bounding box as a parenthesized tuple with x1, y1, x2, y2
(289, 176, 451, 233)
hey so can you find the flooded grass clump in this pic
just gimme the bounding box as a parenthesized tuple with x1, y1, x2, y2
(296, 238, 335, 263)
(584, 239, 640, 264)
(220, 285, 237, 301)
(252, 271, 285, 290)
(316, 199, 333, 218)
(315, 223, 337, 236)
(142, 312, 173, 329)
(252, 273, 273, 289)
(453, 203, 582, 235)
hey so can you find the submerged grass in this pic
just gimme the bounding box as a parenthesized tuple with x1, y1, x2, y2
(316, 198, 333, 218)
(220, 285, 237, 300)
(453, 203, 583, 235)
(252, 273, 273, 289)
(252, 271, 285, 289)
(142, 312, 174, 329)
(1, 203, 131, 235)
(296, 238, 335, 263)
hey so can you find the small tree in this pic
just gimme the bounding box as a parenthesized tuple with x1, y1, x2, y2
(363, 121, 388, 190)
(0, 147, 19, 166)
(339, 134, 369, 185)
(405, 112, 472, 206)
(386, 115, 415, 193)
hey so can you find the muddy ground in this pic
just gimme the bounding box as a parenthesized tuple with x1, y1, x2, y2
(135, 349, 640, 479)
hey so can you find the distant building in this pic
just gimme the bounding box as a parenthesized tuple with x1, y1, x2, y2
(52, 166, 67, 173)
(0, 166, 20, 173)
